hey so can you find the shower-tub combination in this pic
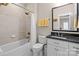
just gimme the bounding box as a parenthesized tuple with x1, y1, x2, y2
(0, 3, 44, 56)
(0, 3, 32, 56)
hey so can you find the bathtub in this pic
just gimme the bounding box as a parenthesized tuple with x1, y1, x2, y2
(0, 39, 32, 56)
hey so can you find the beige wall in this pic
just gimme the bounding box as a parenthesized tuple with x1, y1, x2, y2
(0, 4, 28, 45)
(37, 3, 54, 36)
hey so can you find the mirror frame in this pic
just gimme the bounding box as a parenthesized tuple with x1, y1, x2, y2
(52, 3, 78, 32)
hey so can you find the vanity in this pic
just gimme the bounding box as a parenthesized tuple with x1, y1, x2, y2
(46, 3, 79, 56)
(47, 31, 79, 56)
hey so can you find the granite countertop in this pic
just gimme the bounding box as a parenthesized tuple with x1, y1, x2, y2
(46, 35, 79, 44)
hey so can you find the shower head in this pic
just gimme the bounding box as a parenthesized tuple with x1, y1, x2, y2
(0, 3, 8, 6)
(25, 12, 29, 15)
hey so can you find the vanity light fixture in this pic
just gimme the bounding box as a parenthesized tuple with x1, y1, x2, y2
(53, 19, 57, 22)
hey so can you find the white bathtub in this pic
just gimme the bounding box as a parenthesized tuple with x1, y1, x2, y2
(0, 39, 32, 56)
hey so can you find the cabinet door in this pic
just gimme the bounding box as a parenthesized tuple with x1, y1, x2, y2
(57, 47, 68, 56)
(69, 42, 79, 56)
(47, 45, 68, 56)
(47, 44, 57, 56)
(69, 50, 78, 56)
(69, 47, 79, 56)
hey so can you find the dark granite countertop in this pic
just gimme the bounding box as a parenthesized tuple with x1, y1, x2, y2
(46, 35, 79, 44)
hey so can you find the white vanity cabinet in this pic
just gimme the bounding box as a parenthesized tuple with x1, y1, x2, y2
(47, 44, 57, 56)
(69, 42, 79, 56)
(47, 38, 69, 56)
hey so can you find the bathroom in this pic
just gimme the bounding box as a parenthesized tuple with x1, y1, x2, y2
(1, 3, 79, 56)
(0, 3, 62, 56)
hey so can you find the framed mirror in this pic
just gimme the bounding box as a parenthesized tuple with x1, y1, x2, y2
(52, 3, 78, 31)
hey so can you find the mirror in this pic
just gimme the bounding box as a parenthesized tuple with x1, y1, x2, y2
(52, 3, 77, 31)
(60, 14, 70, 30)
